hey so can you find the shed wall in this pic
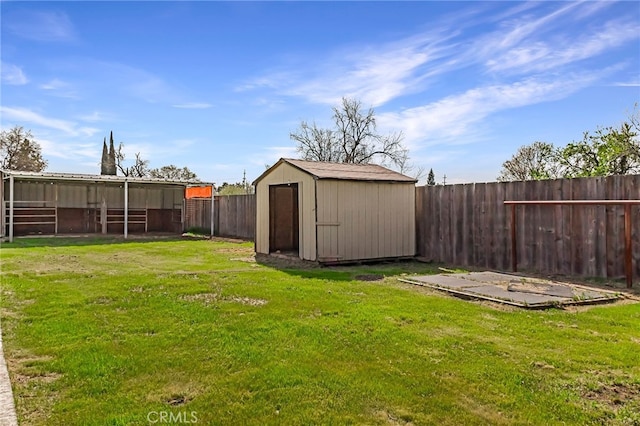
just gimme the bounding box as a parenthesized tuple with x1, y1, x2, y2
(316, 180, 415, 262)
(255, 162, 316, 260)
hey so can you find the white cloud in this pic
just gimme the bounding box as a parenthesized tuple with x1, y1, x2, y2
(0, 106, 99, 137)
(77, 111, 111, 122)
(5, 10, 76, 42)
(486, 19, 639, 74)
(1, 62, 28, 85)
(613, 81, 640, 87)
(172, 103, 212, 109)
(39, 78, 80, 99)
(240, 29, 460, 107)
(239, 2, 634, 112)
(249, 146, 297, 169)
(377, 72, 606, 150)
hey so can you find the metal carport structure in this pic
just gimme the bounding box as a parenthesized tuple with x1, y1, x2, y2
(1, 170, 214, 242)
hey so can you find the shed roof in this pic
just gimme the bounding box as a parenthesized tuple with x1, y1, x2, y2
(1, 170, 210, 186)
(253, 158, 417, 185)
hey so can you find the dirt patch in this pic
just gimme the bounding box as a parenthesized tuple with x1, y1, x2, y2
(181, 293, 219, 305)
(226, 296, 267, 306)
(181, 293, 267, 306)
(574, 370, 640, 411)
(583, 382, 640, 407)
(167, 394, 188, 406)
(255, 253, 320, 270)
(216, 247, 251, 254)
(230, 257, 256, 263)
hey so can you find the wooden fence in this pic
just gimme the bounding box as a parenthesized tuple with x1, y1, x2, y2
(416, 175, 640, 283)
(185, 194, 255, 240)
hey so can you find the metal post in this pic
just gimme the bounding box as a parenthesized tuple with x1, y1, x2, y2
(8, 175, 14, 243)
(210, 185, 215, 238)
(54, 182, 58, 235)
(124, 180, 128, 239)
(625, 204, 633, 289)
(511, 203, 517, 272)
(101, 197, 107, 234)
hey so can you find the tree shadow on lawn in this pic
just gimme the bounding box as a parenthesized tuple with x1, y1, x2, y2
(255, 253, 444, 282)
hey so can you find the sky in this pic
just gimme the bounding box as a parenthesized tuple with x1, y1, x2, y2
(1, 1, 639, 185)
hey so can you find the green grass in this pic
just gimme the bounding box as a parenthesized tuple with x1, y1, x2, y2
(1, 237, 639, 425)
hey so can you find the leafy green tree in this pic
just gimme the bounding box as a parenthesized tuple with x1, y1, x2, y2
(0, 126, 48, 172)
(217, 182, 253, 195)
(149, 165, 199, 181)
(558, 117, 639, 177)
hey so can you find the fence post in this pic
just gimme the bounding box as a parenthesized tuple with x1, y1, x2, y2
(511, 203, 517, 272)
(210, 186, 215, 237)
(625, 204, 632, 289)
(8, 174, 14, 243)
(124, 180, 128, 239)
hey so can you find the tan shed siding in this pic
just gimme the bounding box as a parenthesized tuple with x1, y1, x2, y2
(316, 180, 415, 261)
(255, 162, 316, 260)
(316, 180, 340, 259)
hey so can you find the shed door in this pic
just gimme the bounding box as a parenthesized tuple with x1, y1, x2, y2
(269, 184, 299, 253)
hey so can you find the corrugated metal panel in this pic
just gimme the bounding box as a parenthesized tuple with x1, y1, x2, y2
(57, 183, 88, 208)
(13, 181, 55, 206)
(255, 162, 316, 260)
(104, 185, 124, 208)
(128, 187, 146, 209)
(146, 188, 163, 209)
(316, 180, 415, 262)
(163, 187, 183, 209)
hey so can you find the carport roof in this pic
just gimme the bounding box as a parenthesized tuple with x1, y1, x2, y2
(1, 170, 211, 186)
(253, 158, 417, 185)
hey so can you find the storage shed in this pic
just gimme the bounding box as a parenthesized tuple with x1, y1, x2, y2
(253, 158, 417, 263)
(1, 170, 204, 241)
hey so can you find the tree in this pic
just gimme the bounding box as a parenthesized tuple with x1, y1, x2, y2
(498, 107, 640, 181)
(217, 171, 252, 195)
(558, 117, 640, 177)
(497, 141, 561, 182)
(427, 168, 436, 186)
(99, 132, 117, 175)
(115, 142, 149, 178)
(149, 165, 199, 181)
(291, 97, 409, 169)
(100, 139, 108, 175)
(0, 126, 48, 172)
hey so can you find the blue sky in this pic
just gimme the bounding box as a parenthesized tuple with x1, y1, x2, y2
(1, 1, 638, 185)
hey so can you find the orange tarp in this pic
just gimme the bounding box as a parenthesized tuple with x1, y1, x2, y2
(186, 186, 212, 199)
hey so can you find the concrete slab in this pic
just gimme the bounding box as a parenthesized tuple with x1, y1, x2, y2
(409, 274, 480, 289)
(463, 285, 566, 305)
(401, 271, 623, 309)
(507, 283, 575, 298)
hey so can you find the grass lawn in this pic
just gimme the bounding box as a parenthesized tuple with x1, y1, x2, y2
(1, 236, 639, 425)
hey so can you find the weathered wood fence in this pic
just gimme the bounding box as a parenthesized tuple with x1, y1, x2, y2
(184, 175, 639, 283)
(416, 175, 640, 282)
(185, 194, 255, 240)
